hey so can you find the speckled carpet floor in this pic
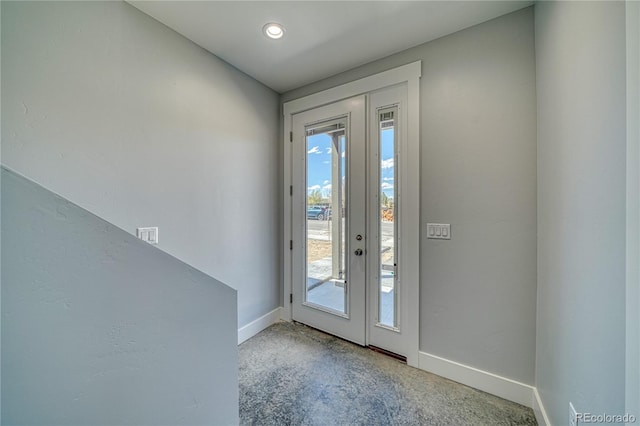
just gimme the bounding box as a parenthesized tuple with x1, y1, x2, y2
(239, 321, 536, 426)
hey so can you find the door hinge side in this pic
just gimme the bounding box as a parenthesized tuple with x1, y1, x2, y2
(290, 185, 293, 196)
(290, 131, 293, 142)
(290, 240, 293, 250)
(290, 293, 293, 304)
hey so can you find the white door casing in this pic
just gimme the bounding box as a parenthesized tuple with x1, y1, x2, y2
(283, 61, 421, 366)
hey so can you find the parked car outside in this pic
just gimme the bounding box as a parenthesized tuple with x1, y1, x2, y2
(307, 206, 330, 220)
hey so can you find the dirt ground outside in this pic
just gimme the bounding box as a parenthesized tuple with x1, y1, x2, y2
(307, 239, 333, 263)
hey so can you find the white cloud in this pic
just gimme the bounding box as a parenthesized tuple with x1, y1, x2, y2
(383, 177, 394, 181)
(323, 180, 330, 185)
(307, 184, 321, 192)
(307, 146, 321, 155)
(341, 151, 345, 158)
(381, 182, 394, 190)
(326, 147, 332, 154)
(381, 158, 394, 169)
(322, 184, 332, 191)
(322, 161, 330, 164)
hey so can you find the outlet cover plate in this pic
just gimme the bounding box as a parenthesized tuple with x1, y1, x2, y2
(137, 227, 159, 245)
(569, 402, 577, 426)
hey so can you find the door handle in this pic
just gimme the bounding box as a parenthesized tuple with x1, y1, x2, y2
(354, 248, 363, 256)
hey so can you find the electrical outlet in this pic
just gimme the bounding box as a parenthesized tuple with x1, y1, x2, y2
(136, 227, 159, 245)
(569, 402, 577, 426)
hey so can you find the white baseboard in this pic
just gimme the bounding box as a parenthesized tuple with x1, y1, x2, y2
(238, 307, 282, 345)
(533, 388, 551, 426)
(418, 352, 535, 408)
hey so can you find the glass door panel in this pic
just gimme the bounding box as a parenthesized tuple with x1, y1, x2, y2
(378, 109, 397, 328)
(305, 120, 347, 314)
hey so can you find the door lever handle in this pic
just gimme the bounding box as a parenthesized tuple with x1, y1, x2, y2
(354, 248, 363, 256)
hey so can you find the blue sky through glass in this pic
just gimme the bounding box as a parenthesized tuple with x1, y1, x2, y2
(380, 128, 395, 199)
(306, 129, 395, 200)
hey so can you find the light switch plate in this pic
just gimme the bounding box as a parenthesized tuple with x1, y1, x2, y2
(427, 223, 451, 240)
(137, 227, 159, 245)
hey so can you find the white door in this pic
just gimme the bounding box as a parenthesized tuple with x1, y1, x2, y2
(291, 95, 367, 345)
(290, 85, 412, 358)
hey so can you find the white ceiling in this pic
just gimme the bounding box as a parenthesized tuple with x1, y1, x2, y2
(128, 1, 533, 93)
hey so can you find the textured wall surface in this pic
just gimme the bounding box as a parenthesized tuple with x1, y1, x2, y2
(283, 8, 537, 385)
(1, 167, 238, 425)
(535, 2, 627, 424)
(1, 0, 280, 329)
(626, 0, 640, 419)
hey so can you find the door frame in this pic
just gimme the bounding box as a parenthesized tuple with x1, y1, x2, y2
(282, 61, 421, 367)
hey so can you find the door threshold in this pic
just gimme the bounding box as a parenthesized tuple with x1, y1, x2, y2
(291, 322, 407, 362)
(368, 345, 407, 363)
(291, 320, 366, 347)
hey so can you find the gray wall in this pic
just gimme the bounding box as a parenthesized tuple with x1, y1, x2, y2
(1, 167, 238, 425)
(0, 3, 3, 421)
(1, 0, 280, 329)
(283, 8, 537, 385)
(535, 1, 627, 424)
(627, 0, 640, 419)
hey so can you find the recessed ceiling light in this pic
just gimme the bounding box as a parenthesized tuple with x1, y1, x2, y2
(263, 22, 285, 40)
